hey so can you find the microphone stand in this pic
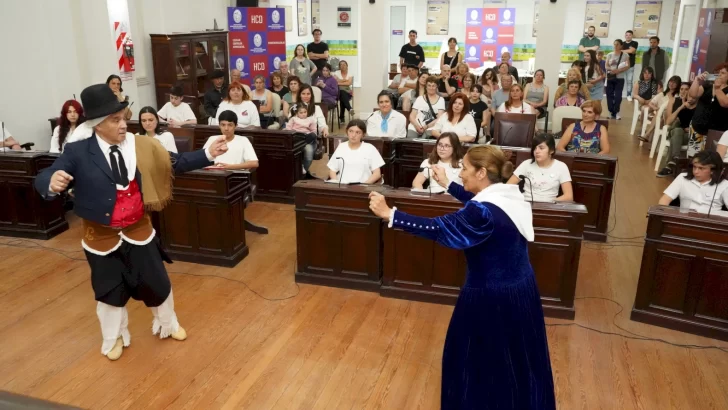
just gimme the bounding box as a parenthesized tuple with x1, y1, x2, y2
(336, 157, 345, 189)
(419, 167, 432, 197)
(518, 174, 534, 204)
(707, 179, 720, 217)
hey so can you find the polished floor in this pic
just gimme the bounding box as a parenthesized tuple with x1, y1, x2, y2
(1, 104, 727, 409)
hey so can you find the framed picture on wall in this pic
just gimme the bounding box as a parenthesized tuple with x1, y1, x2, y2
(311, 0, 321, 31)
(297, 0, 307, 36)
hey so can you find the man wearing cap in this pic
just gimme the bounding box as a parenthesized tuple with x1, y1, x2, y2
(204, 70, 228, 120)
(35, 84, 228, 361)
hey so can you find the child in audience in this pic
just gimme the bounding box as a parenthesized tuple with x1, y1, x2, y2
(158, 86, 197, 127)
(286, 104, 318, 135)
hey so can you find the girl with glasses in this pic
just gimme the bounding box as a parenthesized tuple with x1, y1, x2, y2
(412, 132, 464, 193)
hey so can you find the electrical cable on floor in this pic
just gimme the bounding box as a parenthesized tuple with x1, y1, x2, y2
(545, 296, 728, 354)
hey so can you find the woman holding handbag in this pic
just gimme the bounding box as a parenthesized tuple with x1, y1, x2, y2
(605, 39, 631, 120)
(407, 77, 446, 139)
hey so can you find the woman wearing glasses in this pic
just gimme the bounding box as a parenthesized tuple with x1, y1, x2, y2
(412, 132, 464, 193)
(366, 91, 407, 138)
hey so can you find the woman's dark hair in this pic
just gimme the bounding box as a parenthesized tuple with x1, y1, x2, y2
(534, 69, 545, 79)
(287, 75, 301, 88)
(57, 100, 85, 151)
(472, 84, 483, 94)
(664, 75, 682, 96)
(530, 133, 556, 164)
(295, 84, 316, 117)
(377, 90, 394, 106)
(322, 63, 332, 72)
(346, 119, 367, 134)
(613, 39, 624, 47)
(218, 110, 239, 125)
(480, 68, 498, 86)
(414, 72, 429, 98)
(640, 66, 656, 82)
(567, 80, 581, 90)
(294, 44, 307, 58)
(685, 151, 724, 185)
(138, 106, 164, 135)
(170, 85, 183, 97)
(445, 93, 471, 124)
(585, 50, 598, 79)
(498, 62, 509, 71)
(447, 37, 457, 45)
(428, 132, 463, 168)
(105, 74, 123, 92)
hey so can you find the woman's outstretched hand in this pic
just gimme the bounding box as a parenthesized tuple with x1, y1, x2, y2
(369, 191, 392, 220)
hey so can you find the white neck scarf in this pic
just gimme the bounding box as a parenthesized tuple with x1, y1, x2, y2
(471, 183, 534, 242)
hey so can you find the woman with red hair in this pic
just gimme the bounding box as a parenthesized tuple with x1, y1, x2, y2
(51, 100, 85, 153)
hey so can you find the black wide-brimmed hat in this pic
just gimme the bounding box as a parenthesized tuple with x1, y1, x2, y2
(80, 84, 129, 120)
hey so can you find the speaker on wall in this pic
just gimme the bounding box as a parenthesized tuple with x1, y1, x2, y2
(236, 0, 258, 7)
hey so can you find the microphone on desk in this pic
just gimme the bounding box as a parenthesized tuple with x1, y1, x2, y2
(419, 167, 432, 197)
(366, 112, 375, 122)
(707, 181, 720, 217)
(518, 174, 534, 204)
(336, 157, 345, 189)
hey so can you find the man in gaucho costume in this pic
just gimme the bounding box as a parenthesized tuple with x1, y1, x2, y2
(36, 84, 229, 360)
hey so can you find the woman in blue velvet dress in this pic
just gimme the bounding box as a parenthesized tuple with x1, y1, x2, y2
(369, 145, 556, 409)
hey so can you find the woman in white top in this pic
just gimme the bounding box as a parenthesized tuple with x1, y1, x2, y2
(157, 86, 197, 127)
(432, 93, 477, 143)
(137, 106, 178, 153)
(214, 81, 261, 128)
(507, 134, 573, 202)
(496, 84, 534, 114)
(658, 151, 728, 213)
(296, 84, 329, 177)
(367, 91, 407, 138)
(407, 77, 446, 139)
(251, 75, 274, 128)
(203, 110, 259, 170)
(328, 119, 386, 184)
(402, 72, 429, 112)
(50, 100, 85, 153)
(412, 132, 464, 193)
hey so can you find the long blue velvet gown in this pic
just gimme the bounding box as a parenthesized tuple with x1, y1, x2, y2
(390, 183, 555, 410)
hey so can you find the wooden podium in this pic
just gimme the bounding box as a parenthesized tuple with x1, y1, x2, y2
(0, 152, 68, 239)
(158, 169, 250, 267)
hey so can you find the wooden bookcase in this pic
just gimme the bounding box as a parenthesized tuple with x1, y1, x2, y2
(150, 32, 228, 119)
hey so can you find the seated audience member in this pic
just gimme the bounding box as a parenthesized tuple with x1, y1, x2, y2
(507, 134, 573, 202)
(468, 85, 491, 142)
(657, 90, 698, 177)
(384, 68, 406, 104)
(687, 66, 728, 153)
(367, 91, 407, 138)
(658, 151, 728, 212)
(281, 76, 302, 120)
(437, 65, 458, 99)
(315, 63, 340, 111)
(268, 71, 289, 101)
(717, 130, 728, 162)
(432, 93, 477, 143)
(557, 100, 610, 154)
(290, 44, 317, 85)
(327, 119, 385, 184)
(479, 68, 499, 103)
(553, 68, 591, 102)
(203, 110, 259, 170)
(632, 66, 659, 126)
(333, 60, 354, 123)
(584, 50, 605, 101)
(214, 81, 261, 128)
(496, 84, 534, 114)
(440, 37, 462, 70)
(490, 74, 513, 114)
(524, 69, 549, 118)
(251, 75, 275, 128)
(401, 72, 429, 112)
(158, 86, 197, 127)
(497, 62, 517, 89)
(297, 84, 329, 178)
(278, 61, 290, 85)
(137, 106, 178, 153)
(407, 77, 446, 139)
(204, 70, 228, 119)
(571, 60, 586, 82)
(412, 132, 464, 192)
(555, 80, 586, 108)
(500, 51, 519, 82)
(286, 104, 318, 136)
(231, 69, 241, 84)
(459, 73, 477, 96)
(51, 100, 85, 153)
(453, 63, 470, 88)
(397, 65, 419, 99)
(1, 123, 21, 151)
(106, 74, 133, 120)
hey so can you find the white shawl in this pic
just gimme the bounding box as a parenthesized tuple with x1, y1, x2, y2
(471, 183, 535, 242)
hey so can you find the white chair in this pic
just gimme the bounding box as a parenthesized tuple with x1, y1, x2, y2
(654, 125, 688, 171)
(648, 100, 669, 158)
(629, 102, 649, 141)
(312, 86, 322, 103)
(551, 106, 582, 134)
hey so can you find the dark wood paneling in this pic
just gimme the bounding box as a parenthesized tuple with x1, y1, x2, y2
(632, 206, 728, 341)
(294, 180, 587, 319)
(0, 152, 68, 239)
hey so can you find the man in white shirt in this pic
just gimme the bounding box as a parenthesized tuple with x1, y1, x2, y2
(203, 110, 259, 170)
(367, 92, 407, 138)
(158, 86, 197, 127)
(659, 151, 728, 214)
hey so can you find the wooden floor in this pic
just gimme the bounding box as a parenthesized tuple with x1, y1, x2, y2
(2, 104, 728, 410)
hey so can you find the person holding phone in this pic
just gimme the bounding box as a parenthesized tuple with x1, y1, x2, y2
(407, 77, 446, 139)
(687, 64, 728, 152)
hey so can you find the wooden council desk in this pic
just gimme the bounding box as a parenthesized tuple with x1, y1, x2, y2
(294, 180, 587, 319)
(157, 169, 251, 267)
(0, 151, 68, 239)
(632, 206, 728, 341)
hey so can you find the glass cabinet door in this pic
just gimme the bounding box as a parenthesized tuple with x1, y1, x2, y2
(174, 41, 191, 80)
(211, 40, 227, 73)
